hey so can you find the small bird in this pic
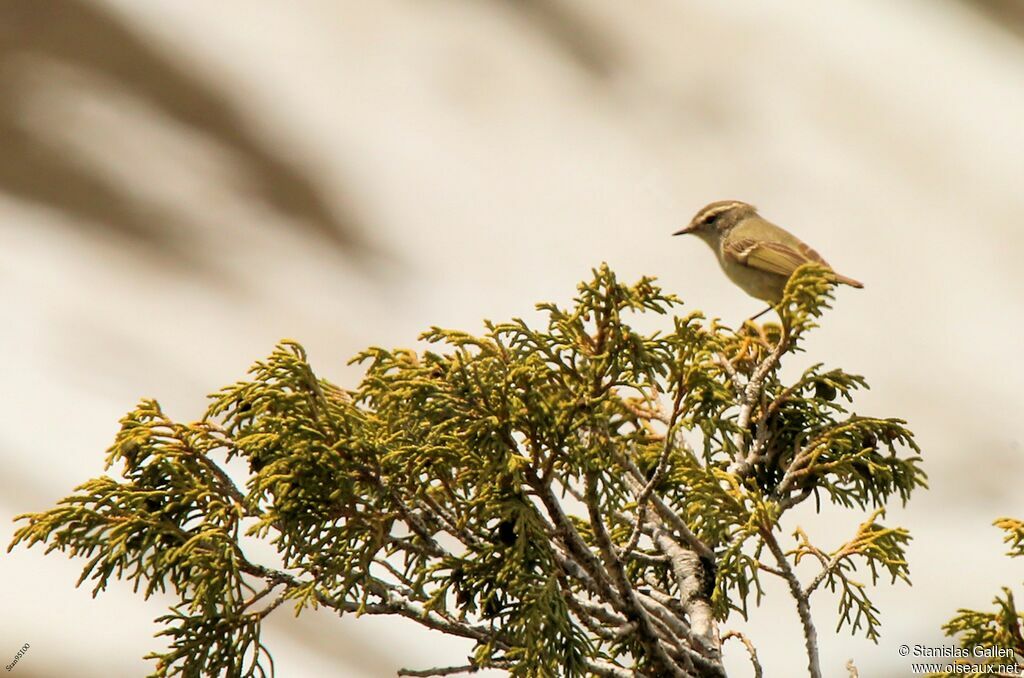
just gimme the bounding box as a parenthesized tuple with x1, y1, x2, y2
(673, 200, 862, 310)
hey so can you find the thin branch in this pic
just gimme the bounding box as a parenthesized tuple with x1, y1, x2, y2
(755, 562, 787, 578)
(526, 469, 623, 608)
(241, 582, 281, 613)
(397, 660, 511, 676)
(637, 594, 694, 646)
(614, 452, 713, 561)
(731, 325, 790, 477)
(762, 528, 821, 678)
(775, 418, 878, 498)
(623, 387, 686, 559)
(640, 577, 695, 626)
(621, 549, 669, 565)
(380, 483, 450, 559)
(584, 471, 692, 678)
(359, 586, 510, 649)
(238, 560, 511, 651)
(375, 556, 420, 593)
(254, 589, 291, 621)
(714, 352, 740, 391)
(418, 494, 485, 549)
(635, 577, 725, 677)
(565, 596, 634, 642)
(551, 547, 608, 602)
(585, 659, 649, 678)
(777, 487, 813, 513)
(804, 554, 845, 598)
(723, 630, 763, 678)
(568, 593, 628, 627)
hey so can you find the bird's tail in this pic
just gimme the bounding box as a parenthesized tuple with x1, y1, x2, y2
(833, 273, 864, 289)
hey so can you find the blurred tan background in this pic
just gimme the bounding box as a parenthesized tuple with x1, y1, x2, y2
(2, 1, 1023, 676)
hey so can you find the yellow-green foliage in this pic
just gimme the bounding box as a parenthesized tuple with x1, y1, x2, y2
(9, 264, 926, 677)
(929, 519, 1024, 677)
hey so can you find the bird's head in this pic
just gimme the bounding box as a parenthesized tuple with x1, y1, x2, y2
(673, 200, 755, 239)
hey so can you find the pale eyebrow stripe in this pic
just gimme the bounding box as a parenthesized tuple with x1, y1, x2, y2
(697, 202, 747, 222)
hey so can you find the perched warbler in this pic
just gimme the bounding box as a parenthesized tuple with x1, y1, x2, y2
(674, 200, 862, 306)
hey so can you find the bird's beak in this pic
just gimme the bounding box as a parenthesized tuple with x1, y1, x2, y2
(673, 224, 696, 236)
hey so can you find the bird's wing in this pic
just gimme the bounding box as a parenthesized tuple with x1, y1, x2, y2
(723, 237, 829, 277)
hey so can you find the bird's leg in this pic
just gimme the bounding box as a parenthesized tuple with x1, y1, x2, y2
(747, 305, 774, 324)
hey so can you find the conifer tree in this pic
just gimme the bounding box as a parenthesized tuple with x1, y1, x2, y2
(928, 518, 1024, 676)
(9, 264, 926, 677)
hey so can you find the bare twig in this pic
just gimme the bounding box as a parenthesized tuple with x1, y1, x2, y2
(777, 487, 814, 513)
(755, 561, 787, 578)
(623, 388, 686, 559)
(621, 549, 669, 565)
(762, 528, 821, 678)
(585, 659, 649, 678)
(254, 589, 291, 621)
(566, 591, 628, 627)
(803, 548, 848, 597)
(723, 630, 764, 678)
(397, 660, 511, 676)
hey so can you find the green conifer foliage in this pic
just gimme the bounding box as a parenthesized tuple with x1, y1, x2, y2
(928, 518, 1024, 677)
(10, 264, 926, 677)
